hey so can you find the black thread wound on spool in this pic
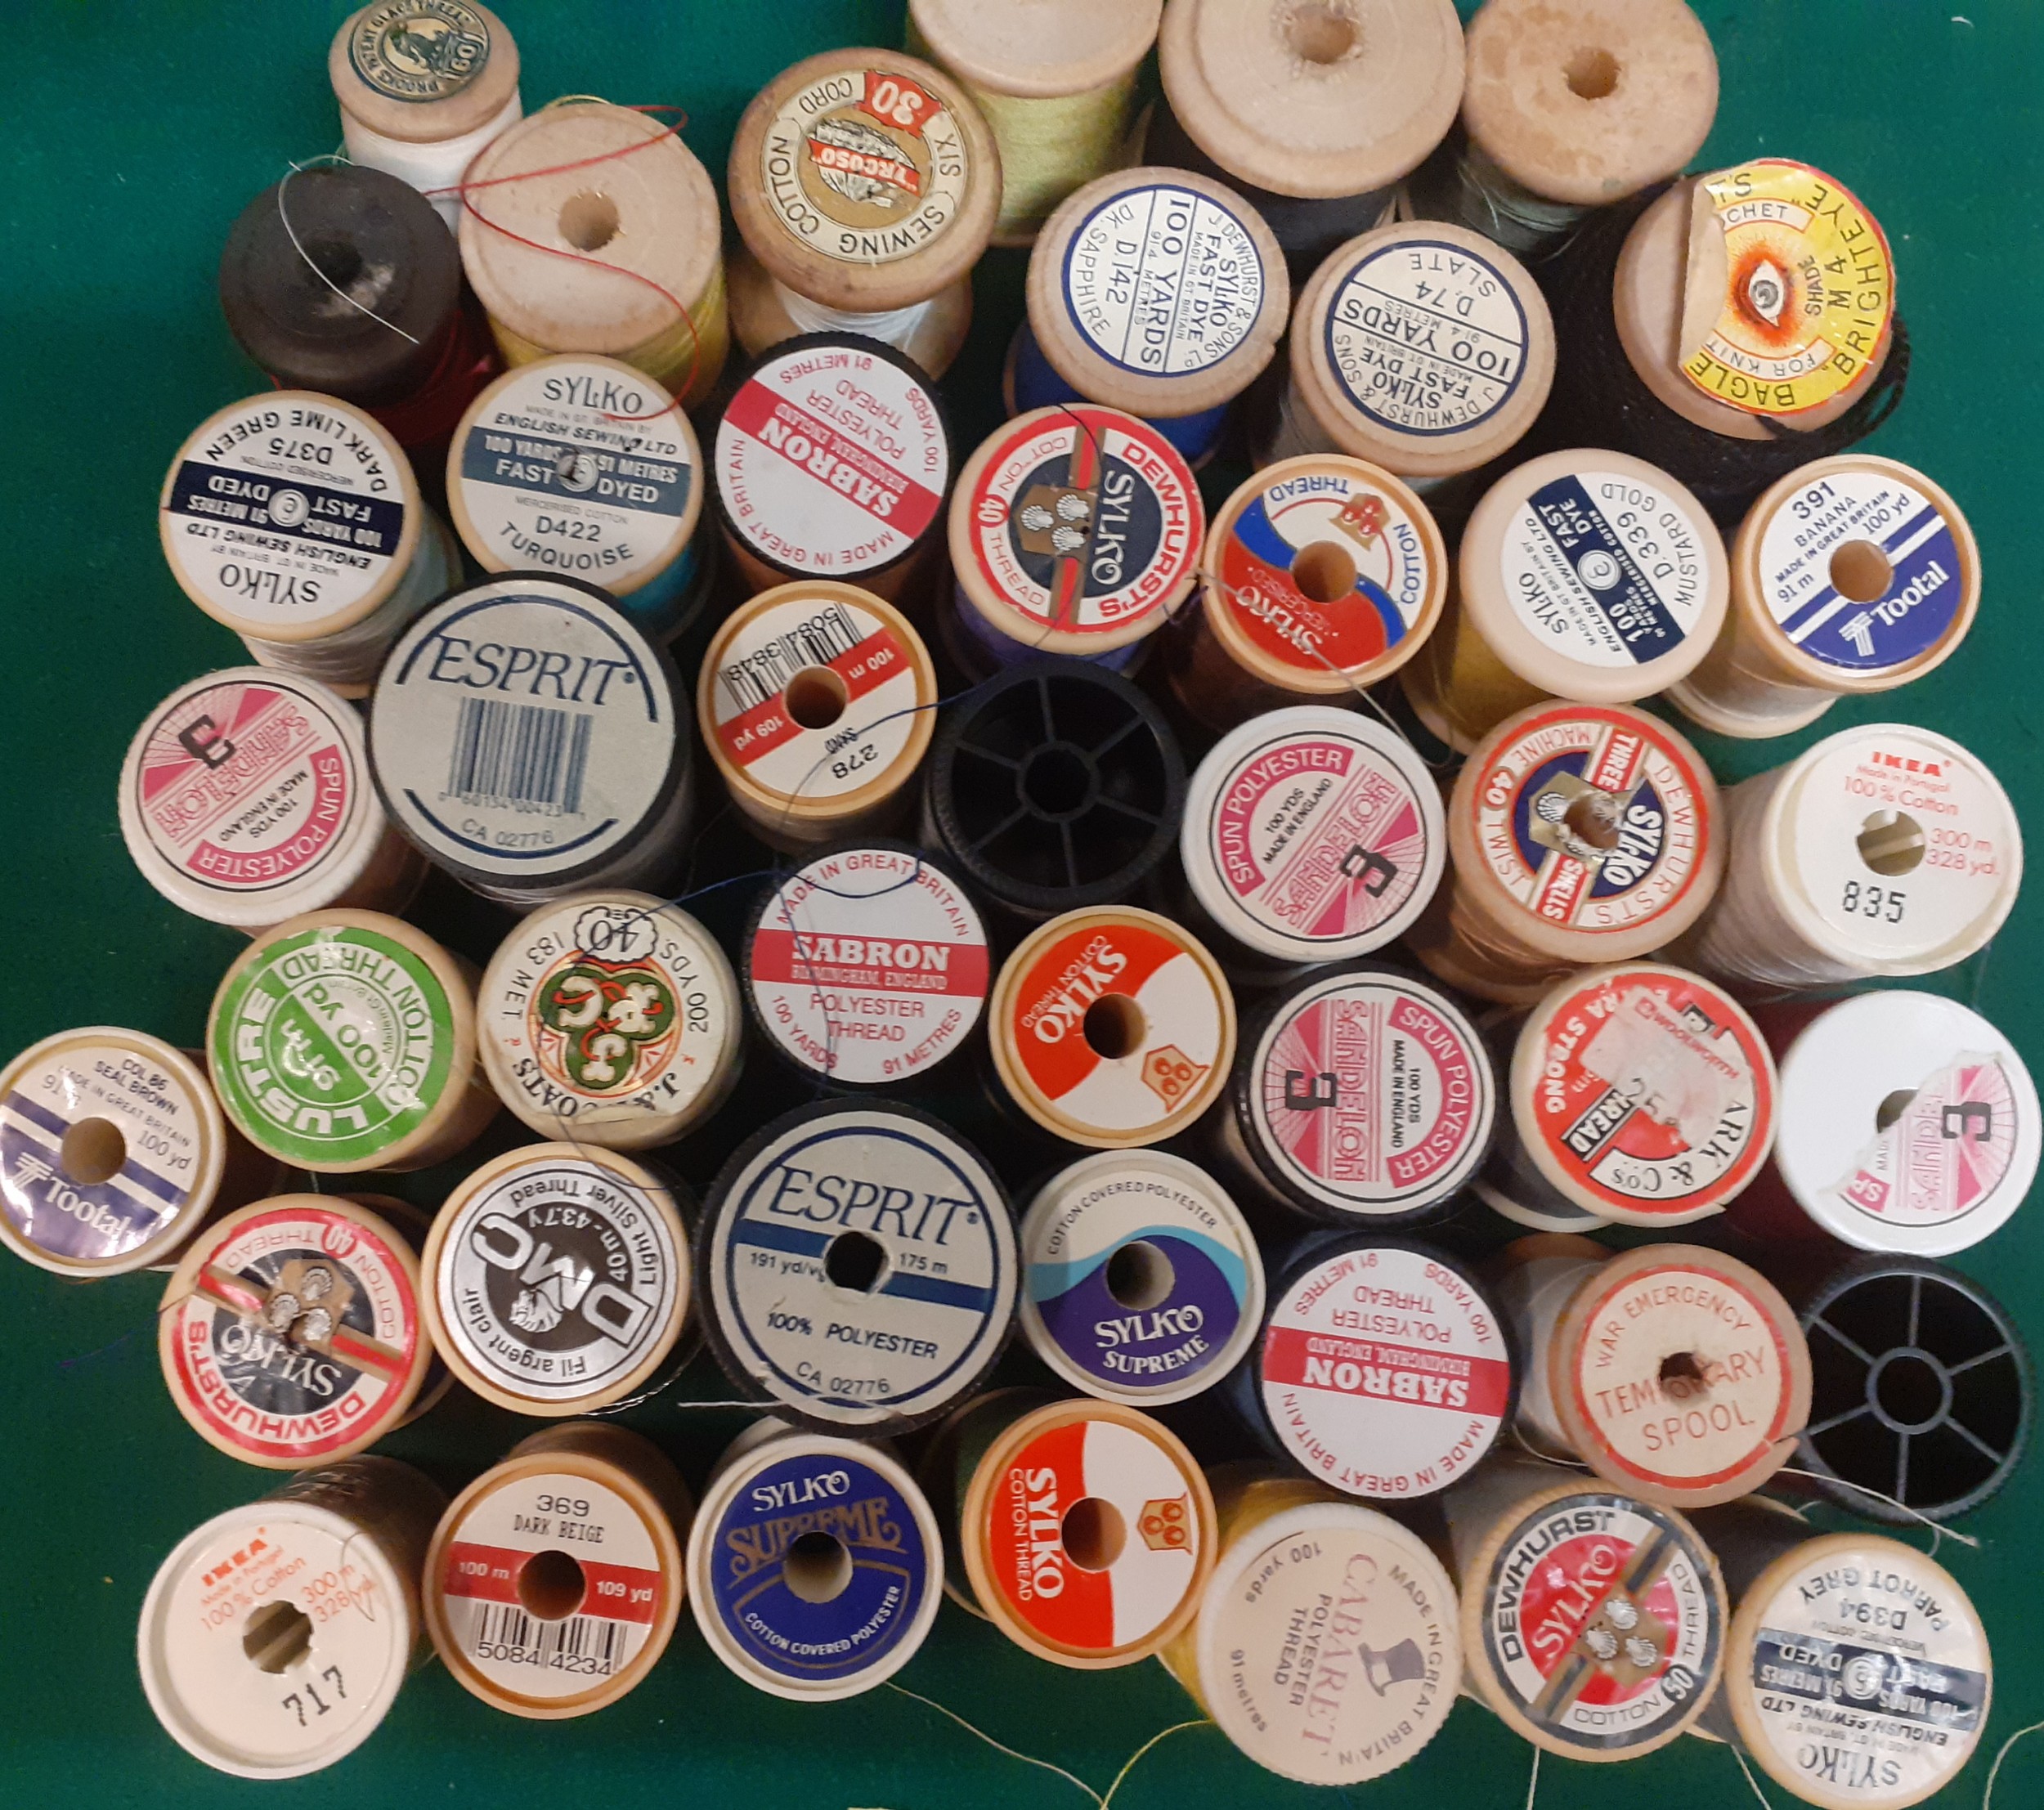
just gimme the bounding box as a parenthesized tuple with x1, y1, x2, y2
(1535, 186, 1912, 525)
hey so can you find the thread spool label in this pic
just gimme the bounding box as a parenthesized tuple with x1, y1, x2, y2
(750, 848, 988, 1086)
(347, 2, 491, 101)
(1684, 161, 1894, 419)
(1062, 185, 1263, 376)
(211, 924, 456, 1167)
(1823, 1056, 2020, 1232)
(1260, 1244, 1508, 1496)
(1482, 1492, 1718, 1750)
(963, 409, 1199, 642)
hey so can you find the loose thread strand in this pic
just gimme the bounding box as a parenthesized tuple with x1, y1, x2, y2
(1732, 1746, 1777, 1808)
(1096, 1718, 1213, 1810)
(1983, 1716, 2044, 1809)
(1773, 1467, 1983, 1554)
(884, 1683, 1103, 1806)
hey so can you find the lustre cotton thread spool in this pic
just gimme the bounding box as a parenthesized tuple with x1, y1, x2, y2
(725, 48, 1000, 376)
(460, 101, 728, 409)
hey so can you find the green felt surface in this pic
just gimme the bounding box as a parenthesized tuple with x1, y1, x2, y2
(2, 1, 2040, 1805)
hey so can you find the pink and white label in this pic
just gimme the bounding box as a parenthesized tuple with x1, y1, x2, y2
(1828, 1057, 2018, 1229)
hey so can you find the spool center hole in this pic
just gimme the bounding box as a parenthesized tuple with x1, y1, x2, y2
(1021, 744, 1093, 818)
(518, 1548, 587, 1621)
(558, 190, 621, 253)
(1564, 47, 1620, 98)
(1290, 540, 1358, 604)
(1285, 2, 1357, 64)
(242, 1600, 313, 1673)
(785, 665, 849, 731)
(1659, 1351, 1706, 1398)
(1105, 1240, 1176, 1312)
(1857, 809, 1926, 877)
(1060, 1497, 1127, 1572)
(303, 234, 365, 289)
(1083, 994, 1147, 1061)
(1874, 1351, 1948, 1431)
(1829, 539, 1894, 603)
(784, 1530, 854, 1602)
(59, 1117, 126, 1186)
(1563, 793, 1622, 851)
(824, 1229, 888, 1293)
(1876, 1087, 1919, 1133)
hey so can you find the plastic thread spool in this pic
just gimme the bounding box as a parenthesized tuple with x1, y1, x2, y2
(448, 356, 710, 643)
(713, 334, 954, 602)
(1681, 723, 2020, 990)
(1402, 448, 1728, 751)
(688, 1418, 944, 1700)
(1006, 167, 1289, 467)
(1150, 0, 1465, 266)
(159, 392, 456, 696)
(1411, 700, 1723, 1007)
(460, 100, 728, 410)
(424, 1422, 691, 1717)
(989, 906, 1235, 1149)
(1481, 964, 1777, 1232)
(1218, 965, 1494, 1228)
(907, 0, 1160, 245)
(1692, 1500, 1991, 1810)
(478, 890, 740, 1149)
(1170, 458, 1448, 728)
(1019, 1150, 1264, 1405)
(1442, 1454, 1725, 1759)
(948, 405, 1203, 673)
(744, 841, 989, 1091)
(1670, 457, 1981, 739)
(138, 1456, 445, 1778)
(422, 1144, 692, 1415)
(699, 582, 937, 849)
(924, 658, 1186, 919)
(725, 48, 998, 375)
(699, 1100, 1017, 1436)
(329, 2, 522, 231)
(956, 1394, 1217, 1667)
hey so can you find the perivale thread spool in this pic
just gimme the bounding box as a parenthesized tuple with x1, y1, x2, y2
(207, 911, 498, 1174)
(699, 1100, 1018, 1435)
(698, 582, 937, 849)
(907, 0, 1160, 246)
(477, 890, 742, 1149)
(1150, 0, 1465, 267)
(1160, 1465, 1460, 1785)
(1007, 168, 1289, 467)
(159, 392, 457, 696)
(119, 668, 425, 933)
(688, 1418, 944, 1700)
(1019, 1149, 1264, 1406)
(137, 1457, 446, 1778)
(424, 1422, 692, 1718)
(1690, 1499, 1992, 1810)
(744, 841, 990, 1091)
(329, 2, 522, 231)
(1401, 447, 1728, 752)
(988, 906, 1235, 1150)
(1410, 700, 1724, 1007)
(460, 100, 728, 410)
(1670, 455, 1981, 739)
(1442, 1453, 1725, 1760)
(421, 1145, 693, 1416)
(948, 405, 1204, 674)
(725, 48, 999, 375)
(1680, 723, 2021, 990)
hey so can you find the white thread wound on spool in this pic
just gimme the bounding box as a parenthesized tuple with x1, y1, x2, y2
(1490, 1238, 1607, 1457)
(342, 90, 524, 230)
(769, 278, 939, 352)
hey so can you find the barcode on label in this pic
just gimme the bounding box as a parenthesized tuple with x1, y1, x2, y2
(444, 697, 593, 815)
(468, 1602, 626, 1673)
(719, 603, 865, 713)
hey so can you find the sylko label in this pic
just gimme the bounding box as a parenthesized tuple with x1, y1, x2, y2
(1822, 1055, 2019, 1231)
(347, 1, 492, 101)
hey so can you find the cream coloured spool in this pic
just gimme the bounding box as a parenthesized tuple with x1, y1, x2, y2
(1442, 1454, 1725, 1759)
(698, 582, 937, 847)
(159, 392, 452, 697)
(989, 906, 1235, 1149)
(1669, 457, 1980, 739)
(1485, 1232, 1611, 1458)
(206, 910, 499, 1174)
(727, 243, 974, 375)
(424, 1422, 690, 1718)
(460, 101, 728, 410)
(138, 1456, 444, 1778)
(1681, 723, 2021, 989)
(477, 890, 740, 1149)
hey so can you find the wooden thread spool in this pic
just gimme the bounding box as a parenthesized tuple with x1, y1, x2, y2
(1159, 1463, 1459, 1784)
(477, 890, 742, 1149)
(119, 668, 425, 933)
(1689, 1502, 1991, 1810)
(329, 2, 522, 232)
(1679, 723, 2021, 990)
(159, 392, 455, 696)
(1410, 701, 1724, 1007)
(699, 582, 936, 849)
(726, 49, 998, 376)
(460, 101, 728, 410)
(207, 911, 498, 1174)
(1442, 1454, 1725, 1759)
(138, 1456, 445, 1778)
(907, 0, 1159, 245)
(1152, 0, 1465, 267)
(1670, 456, 1980, 739)
(744, 841, 989, 1091)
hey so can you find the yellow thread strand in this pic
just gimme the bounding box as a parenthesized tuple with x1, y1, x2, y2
(1983, 1716, 2044, 1808)
(1523, 1745, 1540, 1810)
(884, 1684, 1104, 1805)
(1096, 1718, 1213, 1810)
(1731, 1747, 1777, 1808)
(489, 254, 728, 409)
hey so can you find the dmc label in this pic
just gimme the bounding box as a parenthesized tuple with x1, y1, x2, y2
(1824, 1056, 2019, 1231)
(347, 0, 491, 101)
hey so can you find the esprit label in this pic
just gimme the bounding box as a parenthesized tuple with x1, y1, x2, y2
(347, 0, 492, 101)
(1824, 1056, 2020, 1231)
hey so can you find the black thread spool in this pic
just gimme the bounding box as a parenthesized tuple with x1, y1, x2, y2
(924, 657, 1185, 921)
